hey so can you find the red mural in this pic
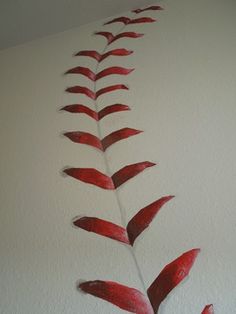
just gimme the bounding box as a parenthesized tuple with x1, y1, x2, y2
(61, 3, 214, 313)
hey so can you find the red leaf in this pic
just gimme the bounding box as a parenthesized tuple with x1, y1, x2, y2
(65, 66, 95, 80)
(75, 49, 133, 62)
(127, 196, 174, 245)
(66, 86, 95, 100)
(66, 84, 128, 100)
(64, 131, 103, 150)
(98, 104, 130, 120)
(79, 280, 154, 314)
(132, 6, 163, 13)
(60, 104, 98, 120)
(147, 249, 200, 313)
(73, 217, 129, 244)
(102, 128, 142, 151)
(96, 66, 134, 80)
(112, 161, 156, 188)
(63, 168, 114, 189)
(100, 48, 133, 61)
(96, 84, 129, 99)
(105, 17, 156, 25)
(75, 50, 101, 61)
(95, 31, 144, 44)
(201, 304, 214, 314)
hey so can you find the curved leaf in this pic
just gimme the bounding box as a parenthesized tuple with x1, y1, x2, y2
(112, 161, 156, 188)
(132, 6, 163, 14)
(96, 84, 128, 99)
(65, 66, 95, 80)
(147, 249, 200, 313)
(60, 104, 98, 120)
(64, 131, 103, 150)
(127, 196, 174, 245)
(98, 104, 130, 120)
(63, 168, 114, 189)
(79, 280, 154, 314)
(100, 48, 133, 61)
(96, 66, 134, 80)
(66, 86, 95, 100)
(105, 17, 156, 25)
(201, 304, 214, 314)
(102, 128, 142, 151)
(95, 31, 144, 44)
(75, 50, 101, 61)
(73, 217, 129, 244)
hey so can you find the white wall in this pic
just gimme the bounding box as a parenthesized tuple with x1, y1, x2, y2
(0, 0, 236, 313)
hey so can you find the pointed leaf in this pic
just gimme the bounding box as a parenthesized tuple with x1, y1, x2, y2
(112, 161, 156, 188)
(202, 304, 214, 314)
(73, 217, 129, 244)
(65, 66, 96, 80)
(95, 31, 144, 44)
(60, 104, 98, 120)
(75, 50, 101, 61)
(105, 17, 156, 25)
(79, 280, 154, 314)
(96, 66, 134, 80)
(100, 48, 133, 61)
(127, 196, 174, 245)
(64, 168, 114, 189)
(64, 131, 103, 150)
(147, 249, 200, 313)
(98, 104, 130, 120)
(96, 84, 128, 99)
(102, 128, 142, 151)
(66, 86, 95, 100)
(133, 6, 163, 13)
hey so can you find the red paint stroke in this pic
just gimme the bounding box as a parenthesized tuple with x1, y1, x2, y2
(64, 168, 115, 190)
(64, 131, 103, 150)
(79, 280, 154, 314)
(64, 128, 141, 151)
(104, 17, 155, 25)
(98, 104, 130, 120)
(65, 66, 134, 81)
(73, 217, 129, 244)
(66, 84, 128, 100)
(64, 161, 155, 190)
(147, 249, 200, 313)
(61, 104, 98, 120)
(73, 196, 173, 245)
(102, 128, 142, 150)
(201, 304, 214, 314)
(132, 6, 163, 14)
(95, 31, 144, 45)
(112, 161, 155, 188)
(61, 104, 130, 121)
(127, 196, 174, 245)
(75, 48, 133, 62)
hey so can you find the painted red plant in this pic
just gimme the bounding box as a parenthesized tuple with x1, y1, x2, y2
(61, 3, 214, 313)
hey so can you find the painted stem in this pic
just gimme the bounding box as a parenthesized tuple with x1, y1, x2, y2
(93, 18, 147, 293)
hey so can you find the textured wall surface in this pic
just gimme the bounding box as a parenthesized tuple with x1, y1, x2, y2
(0, 0, 236, 313)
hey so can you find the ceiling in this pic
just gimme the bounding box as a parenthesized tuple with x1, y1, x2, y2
(0, 0, 157, 50)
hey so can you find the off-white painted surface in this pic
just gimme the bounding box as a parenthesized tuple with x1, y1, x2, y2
(0, 0, 236, 313)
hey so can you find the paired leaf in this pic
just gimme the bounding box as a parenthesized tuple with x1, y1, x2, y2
(64, 128, 142, 151)
(73, 196, 173, 245)
(73, 217, 129, 244)
(202, 304, 214, 314)
(64, 161, 155, 189)
(127, 196, 174, 245)
(79, 280, 154, 314)
(132, 6, 163, 14)
(75, 48, 133, 62)
(61, 104, 130, 121)
(95, 31, 144, 45)
(66, 84, 128, 100)
(104, 17, 156, 25)
(65, 66, 134, 81)
(147, 249, 200, 313)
